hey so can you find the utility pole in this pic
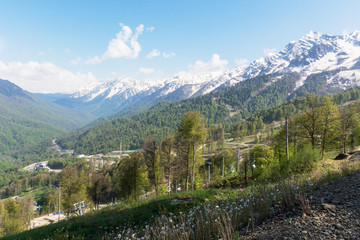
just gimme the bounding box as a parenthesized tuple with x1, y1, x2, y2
(244, 151, 248, 185)
(236, 144, 240, 172)
(58, 185, 61, 222)
(222, 154, 225, 177)
(286, 116, 289, 162)
(252, 153, 256, 177)
(207, 161, 211, 183)
(120, 141, 122, 159)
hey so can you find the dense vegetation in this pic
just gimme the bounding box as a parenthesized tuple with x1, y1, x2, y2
(3, 92, 360, 239)
(59, 72, 360, 156)
(3, 73, 360, 238)
(58, 73, 300, 154)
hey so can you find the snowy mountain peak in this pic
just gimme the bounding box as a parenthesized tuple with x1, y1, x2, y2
(348, 30, 360, 38)
(52, 30, 360, 117)
(303, 30, 323, 40)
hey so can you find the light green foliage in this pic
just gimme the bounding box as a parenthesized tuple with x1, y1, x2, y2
(178, 111, 207, 190)
(339, 105, 358, 153)
(0, 197, 33, 237)
(210, 150, 235, 178)
(178, 111, 207, 146)
(318, 96, 340, 156)
(290, 144, 321, 173)
(59, 165, 93, 214)
(142, 136, 161, 196)
(249, 145, 275, 180)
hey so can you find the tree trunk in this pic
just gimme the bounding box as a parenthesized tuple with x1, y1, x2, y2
(185, 146, 189, 191)
(321, 126, 327, 159)
(244, 156, 248, 185)
(285, 117, 289, 163)
(152, 160, 158, 197)
(191, 143, 196, 190)
(168, 168, 171, 194)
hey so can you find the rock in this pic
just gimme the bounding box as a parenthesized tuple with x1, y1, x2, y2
(321, 203, 336, 213)
(335, 224, 343, 229)
(334, 153, 349, 160)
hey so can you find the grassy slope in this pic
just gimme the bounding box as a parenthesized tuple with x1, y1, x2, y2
(3, 189, 237, 239)
(4, 157, 360, 240)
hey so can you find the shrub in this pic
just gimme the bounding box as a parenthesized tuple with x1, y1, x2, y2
(290, 144, 321, 174)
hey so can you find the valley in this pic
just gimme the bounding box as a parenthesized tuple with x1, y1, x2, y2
(1, 30, 360, 239)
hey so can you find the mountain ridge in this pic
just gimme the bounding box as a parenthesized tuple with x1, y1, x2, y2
(0, 79, 96, 155)
(39, 30, 360, 117)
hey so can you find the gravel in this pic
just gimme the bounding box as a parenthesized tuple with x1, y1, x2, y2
(241, 171, 360, 239)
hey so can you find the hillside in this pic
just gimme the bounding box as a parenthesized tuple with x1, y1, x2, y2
(3, 156, 359, 240)
(247, 170, 360, 239)
(0, 79, 96, 156)
(58, 71, 360, 155)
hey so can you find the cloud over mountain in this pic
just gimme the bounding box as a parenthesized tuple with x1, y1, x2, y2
(0, 61, 97, 93)
(188, 54, 228, 73)
(86, 24, 144, 64)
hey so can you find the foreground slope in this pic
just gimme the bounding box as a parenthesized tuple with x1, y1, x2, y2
(3, 156, 359, 240)
(247, 170, 360, 239)
(0, 79, 95, 155)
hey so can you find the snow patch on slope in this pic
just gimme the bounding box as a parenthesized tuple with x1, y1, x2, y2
(327, 69, 360, 89)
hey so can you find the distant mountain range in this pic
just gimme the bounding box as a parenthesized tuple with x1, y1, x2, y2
(38, 30, 360, 117)
(0, 79, 95, 155)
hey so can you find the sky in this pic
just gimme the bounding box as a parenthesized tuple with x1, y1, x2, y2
(1, 0, 360, 93)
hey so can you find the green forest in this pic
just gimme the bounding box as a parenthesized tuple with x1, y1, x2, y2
(3, 91, 360, 238)
(58, 73, 360, 155)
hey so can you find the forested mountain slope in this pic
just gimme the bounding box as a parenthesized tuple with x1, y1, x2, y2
(58, 71, 349, 154)
(0, 79, 95, 155)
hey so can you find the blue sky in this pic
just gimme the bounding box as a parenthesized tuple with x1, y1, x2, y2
(1, 0, 360, 92)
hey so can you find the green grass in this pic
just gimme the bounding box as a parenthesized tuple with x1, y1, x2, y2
(4, 155, 360, 239)
(323, 149, 341, 160)
(18, 189, 45, 203)
(2, 188, 245, 240)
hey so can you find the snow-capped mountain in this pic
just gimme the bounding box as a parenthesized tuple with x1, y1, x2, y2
(41, 30, 360, 117)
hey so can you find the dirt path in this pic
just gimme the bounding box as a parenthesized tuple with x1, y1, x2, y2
(242, 170, 360, 239)
(30, 212, 66, 229)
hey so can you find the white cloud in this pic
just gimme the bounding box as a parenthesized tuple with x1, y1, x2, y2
(263, 48, 276, 55)
(86, 23, 144, 64)
(138, 67, 156, 74)
(65, 48, 71, 53)
(38, 51, 45, 56)
(188, 54, 228, 73)
(234, 58, 249, 66)
(0, 61, 97, 93)
(70, 57, 82, 65)
(146, 49, 161, 59)
(146, 26, 155, 32)
(147, 50, 176, 59)
(163, 52, 176, 58)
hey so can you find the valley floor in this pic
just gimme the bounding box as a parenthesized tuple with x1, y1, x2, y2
(243, 170, 360, 239)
